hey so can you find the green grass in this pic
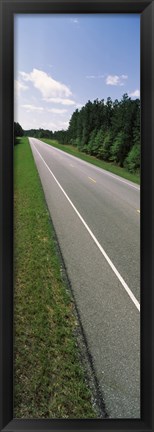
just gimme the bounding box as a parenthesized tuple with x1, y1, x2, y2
(41, 138, 140, 185)
(14, 137, 97, 419)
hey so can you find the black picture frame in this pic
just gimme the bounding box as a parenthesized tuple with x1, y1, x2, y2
(0, 0, 153, 431)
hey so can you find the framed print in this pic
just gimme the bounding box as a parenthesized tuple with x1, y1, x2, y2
(0, 0, 154, 431)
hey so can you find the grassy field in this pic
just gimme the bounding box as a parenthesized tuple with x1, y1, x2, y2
(41, 138, 140, 185)
(14, 137, 97, 419)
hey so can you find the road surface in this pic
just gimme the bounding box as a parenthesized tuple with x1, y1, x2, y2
(29, 137, 140, 419)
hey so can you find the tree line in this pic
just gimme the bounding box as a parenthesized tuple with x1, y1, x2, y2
(54, 94, 140, 173)
(14, 122, 24, 144)
(14, 93, 140, 173)
(24, 128, 54, 139)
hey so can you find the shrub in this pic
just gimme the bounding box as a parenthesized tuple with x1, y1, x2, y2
(124, 144, 140, 173)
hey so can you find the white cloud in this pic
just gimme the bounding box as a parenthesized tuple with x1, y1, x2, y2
(121, 74, 128, 80)
(86, 75, 95, 79)
(86, 74, 104, 79)
(47, 108, 67, 114)
(129, 89, 140, 98)
(106, 74, 128, 86)
(16, 69, 82, 131)
(41, 121, 59, 130)
(106, 75, 119, 85)
(21, 104, 44, 112)
(43, 97, 76, 106)
(20, 68, 72, 99)
(14, 79, 28, 97)
(71, 18, 79, 24)
(20, 119, 63, 131)
(19, 72, 30, 81)
(41, 120, 69, 131)
(59, 120, 70, 129)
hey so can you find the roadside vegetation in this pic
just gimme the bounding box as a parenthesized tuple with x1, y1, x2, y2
(52, 94, 140, 175)
(14, 136, 97, 418)
(41, 138, 140, 184)
(23, 93, 140, 181)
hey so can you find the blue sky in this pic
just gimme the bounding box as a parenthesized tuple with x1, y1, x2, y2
(14, 14, 140, 131)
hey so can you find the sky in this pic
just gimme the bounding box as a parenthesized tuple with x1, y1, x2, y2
(14, 14, 140, 131)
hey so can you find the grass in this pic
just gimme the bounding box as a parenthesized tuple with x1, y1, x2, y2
(41, 138, 140, 185)
(14, 137, 97, 419)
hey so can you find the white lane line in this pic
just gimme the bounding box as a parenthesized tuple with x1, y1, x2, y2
(99, 171, 140, 190)
(88, 176, 96, 183)
(32, 143, 140, 313)
(33, 138, 140, 191)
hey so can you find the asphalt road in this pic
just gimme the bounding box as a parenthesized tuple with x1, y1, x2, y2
(29, 137, 140, 419)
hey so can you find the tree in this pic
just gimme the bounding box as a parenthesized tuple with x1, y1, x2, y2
(67, 109, 79, 144)
(87, 129, 98, 155)
(111, 99, 121, 139)
(29, 94, 140, 172)
(124, 144, 140, 173)
(132, 100, 140, 147)
(105, 97, 113, 129)
(14, 122, 24, 144)
(80, 101, 94, 149)
(97, 131, 112, 160)
(110, 130, 126, 166)
(92, 128, 105, 157)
